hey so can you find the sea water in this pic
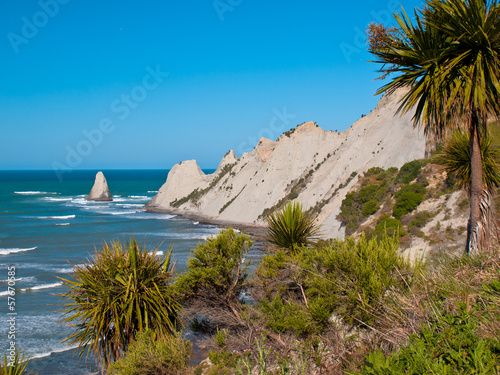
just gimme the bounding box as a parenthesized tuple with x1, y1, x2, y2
(0, 170, 262, 374)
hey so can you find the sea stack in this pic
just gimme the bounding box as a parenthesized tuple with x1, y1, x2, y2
(86, 171, 112, 201)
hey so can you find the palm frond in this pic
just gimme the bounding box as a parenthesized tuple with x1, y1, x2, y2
(436, 129, 500, 193)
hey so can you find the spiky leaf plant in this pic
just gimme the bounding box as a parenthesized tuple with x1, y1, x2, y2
(436, 130, 500, 194)
(266, 201, 320, 252)
(0, 350, 36, 375)
(60, 238, 182, 369)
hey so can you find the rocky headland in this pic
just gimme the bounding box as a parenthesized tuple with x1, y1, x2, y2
(146, 89, 430, 239)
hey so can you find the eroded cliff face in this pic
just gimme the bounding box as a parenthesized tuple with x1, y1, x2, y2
(146, 89, 428, 238)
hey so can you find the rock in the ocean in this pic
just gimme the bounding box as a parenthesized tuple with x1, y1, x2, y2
(86, 171, 112, 201)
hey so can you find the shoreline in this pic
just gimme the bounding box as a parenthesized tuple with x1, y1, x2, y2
(144, 205, 269, 242)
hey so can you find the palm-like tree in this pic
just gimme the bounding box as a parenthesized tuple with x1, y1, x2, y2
(266, 201, 320, 252)
(368, 0, 500, 253)
(436, 129, 500, 248)
(60, 239, 182, 368)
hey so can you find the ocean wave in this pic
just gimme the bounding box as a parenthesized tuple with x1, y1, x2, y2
(0, 276, 37, 284)
(43, 197, 72, 202)
(14, 191, 57, 195)
(20, 282, 63, 293)
(147, 190, 158, 193)
(39, 215, 76, 220)
(193, 221, 199, 225)
(55, 267, 75, 274)
(29, 343, 82, 360)
(120, 204, 144, 209)
(129, 195, 149, 199)
(138, 232, 218, 240)
(55, 223, 70, 226)
(0, 247, 37, 255)
(148, 250, 164, 256)
(68, 198, 90, 205)
(97, 210, 138, 216)
(131, 213, 175, 220)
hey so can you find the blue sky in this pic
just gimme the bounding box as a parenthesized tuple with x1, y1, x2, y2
(0, 0, 422, 171)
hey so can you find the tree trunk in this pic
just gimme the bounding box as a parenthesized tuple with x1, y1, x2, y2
(466, 112, 483, 254)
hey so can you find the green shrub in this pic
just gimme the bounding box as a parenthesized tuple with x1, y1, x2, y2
(358, 306, 500, 374)
(393, 183, 427, 219)
(174, 228, 252, 304)
(372, 214, 406, 239)
(258, 295, 313, 335)
(408, 211, 431, 229)
(395, 160, 426, 184)
(393, 191, 424, 219)
(364, 167, 384, 177)
(338, 178, 390, 235)
(108, 330, 192, 375)
(362, 199, 380, 217)
(376, 167, 398, 181)
(358, 184, 380, 203)
(256, 234, 415, 329)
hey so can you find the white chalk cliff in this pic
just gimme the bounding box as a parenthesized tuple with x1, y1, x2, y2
(146, 89, 428, 238)
(86, 171, 113, 201)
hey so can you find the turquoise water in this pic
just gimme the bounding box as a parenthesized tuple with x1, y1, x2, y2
(0, 170, 259, 374)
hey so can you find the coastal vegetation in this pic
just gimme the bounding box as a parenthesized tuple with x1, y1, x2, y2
(266, 201, 320, 251)
(60, 239, 181, 368)
(1, 349, 36, 375)
(368, 0, 500, 254)
(6, 0, 500, 373)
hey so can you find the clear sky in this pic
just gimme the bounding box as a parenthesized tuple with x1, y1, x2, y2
(0, 0, 423, 171)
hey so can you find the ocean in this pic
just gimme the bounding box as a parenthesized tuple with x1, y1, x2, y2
(0, 170, 263, 374)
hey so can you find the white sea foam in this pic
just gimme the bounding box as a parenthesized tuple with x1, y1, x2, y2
(55, 223, 70, 226)
(55, 267, 75, 274)
(43, 197, 72, 202)
(129, 195, 149, 199)
(193, 221, 199, 225)
(148, 250, 164, 256)
(69, 198, 90, 205)
(0, 276, 36, 284)
(0, 247, 37, 255)
(0, 290, 10, 297)
(14, 191, 57, 195)
(147, 190, 158, 193)
(40, 215, 76, 220)
(29, 343, 81, 360)
(131, 213, 175, 220)
(97, 210, 138, 216)
(21, 282, 63, 292)
(138, 232, 218, 240)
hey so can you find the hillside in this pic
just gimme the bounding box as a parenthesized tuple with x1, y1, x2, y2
(146, 88, 429, 238)
(335, 160, 468, 261)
